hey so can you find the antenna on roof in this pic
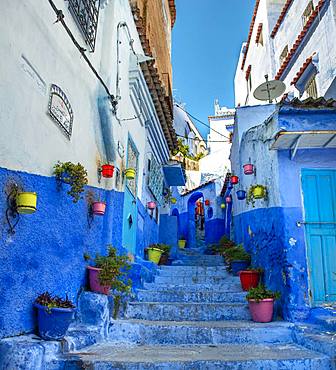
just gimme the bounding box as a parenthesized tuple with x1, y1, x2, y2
(253, 75, 286, 103)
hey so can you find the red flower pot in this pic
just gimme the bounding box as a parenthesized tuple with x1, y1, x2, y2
(231, 175, 239, 184)
(243, 164, 254, 175)
(205, 200, 210, 206)
(239, 270, 260, 291)
(101, 164, 114, 178)
(147, 201, 156, 210)
(225, 196, 232, 203)
(92, 201, 106, 216)
(248, 298, 274, 322)
(87, 266, 110, 295)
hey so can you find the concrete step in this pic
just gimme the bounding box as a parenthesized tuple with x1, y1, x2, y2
(137, 289, 246, 303)
(125, 302, 250, 321)
(159, 266, 228, 276)
(172, 260, 224, 266)
(108, 319, 295, 345)
(154, 274, 235, 285)
(56, 343, 332, 369)
(143, 281, 242, 292)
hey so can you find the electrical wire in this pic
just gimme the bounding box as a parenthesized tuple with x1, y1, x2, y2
(47, 0, 118, 112)
(176, 104, 232, 140)
(176, 134, 230, 143)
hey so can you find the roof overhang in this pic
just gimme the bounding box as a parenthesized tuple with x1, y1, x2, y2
(270, 130, 336, 159)
(163, 162, 186, 186)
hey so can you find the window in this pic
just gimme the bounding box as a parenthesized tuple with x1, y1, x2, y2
(305, 75, 318, 98)
(68, 0, 100, 52)
(279, 45, 289, 65)
(248, 73, 252, 92)
(256, 23, 263, 46)
(302, 1, 314, 27)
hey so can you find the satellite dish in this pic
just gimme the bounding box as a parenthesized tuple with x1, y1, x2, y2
(253, 75, 286, 103)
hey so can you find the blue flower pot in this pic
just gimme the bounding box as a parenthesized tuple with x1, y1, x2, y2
(236, 190, 246, 200)
(231, 260, 250, 275)
(34, 303, 75, 340)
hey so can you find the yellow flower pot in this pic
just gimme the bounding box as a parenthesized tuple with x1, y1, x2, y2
(253, 186, 265, 199)
(220, 203, 226, 209)
(125, 168, 136, 180)
(170, 197, 177, 204)
(178, 239, 186, 249)
(16, 192, 37, 214)
(148, 247, 163, 264)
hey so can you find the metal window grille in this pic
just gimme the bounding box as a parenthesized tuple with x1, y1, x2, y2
(68, 0, 100, 52)
(305, 75, 318, 99)
(302, 1, 314, 27)
(279, 45, 288, 65)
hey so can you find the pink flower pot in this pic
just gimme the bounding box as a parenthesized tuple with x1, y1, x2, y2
(87, 266, 110, 295)
(243, 163, 254, 175)
(248, 298, 274, 322)
(92, 202, 106, 216)
(147, 201, 156, 210)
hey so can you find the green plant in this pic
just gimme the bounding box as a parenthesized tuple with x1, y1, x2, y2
(246, 267, 264, 273)
(94, 247, 132, 319)
(54, 161, 88, 203)
(172, 138, 205, 162)
(246, 184, 268, 207)
(218, 235, 236, 248)
(156, 243, 171, 255)
(223, 244, 250, 262)
(35, 292, 75, 310)
(246, 284, 280, 302)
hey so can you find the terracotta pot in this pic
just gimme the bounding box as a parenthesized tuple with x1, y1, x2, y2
(239, 270, 260, 291)
(205, 200, 210, 206)
(231, 175, 239, 184)
(243, 164, 254, 175)
(101, 164, 114, 178)
(248, 298, 274, 323)
(92, 201, 106, 216)
(87, 266, 110, 295)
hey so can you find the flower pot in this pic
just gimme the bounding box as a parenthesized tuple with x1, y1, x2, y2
(243, 163, 254, 175)
(147, 201, 156, 210)
(101, 164, 114, 178)
(253, 186, 265, 199)
(159, 253, 169, 265)
(220, 203, 226, 209)
(248, 298, 274, 323)
(92, 201, 106, 216)
(239, 270, 260, 291)
(205, 199, 210, 206)
(170, 197, 177, 204)
(178, 239, 186, 249)
(125, 168, 136, 180)
(236, 190, 246, 200)
(34, 303, 75, 340)
(147, 247, 163, 264)
(16, 192, 37, 214)
(231, 175, 239, 184)
(231, 260, 250, 275)
(87, 266, 111, 295)
(225, 196, 232, 203)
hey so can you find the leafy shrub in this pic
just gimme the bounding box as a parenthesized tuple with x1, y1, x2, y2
(246, 284, 280, 302)
(35, 292, 75, 309)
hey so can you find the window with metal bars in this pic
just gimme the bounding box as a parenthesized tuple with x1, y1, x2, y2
(68, 0, 100, 52)
(305, 75, 318, 98)
(302, 1, 314, 27)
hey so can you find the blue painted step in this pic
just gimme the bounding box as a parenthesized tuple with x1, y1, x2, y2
(154, 274, 236, 285)
(108, 319, 295, 345)
(125, 302, 250, 321)
(158, 265, 228, 276)
(54, 343, 331, 370)
(143, 281, 242, 291)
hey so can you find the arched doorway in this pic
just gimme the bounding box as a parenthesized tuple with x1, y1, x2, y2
(187, 191, 204, 249)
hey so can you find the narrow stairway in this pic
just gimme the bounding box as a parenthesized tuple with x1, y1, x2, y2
(56, 248, 334, 369)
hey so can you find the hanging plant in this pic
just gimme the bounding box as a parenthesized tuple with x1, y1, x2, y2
(54, 161, 88, 203)
(246, 185, 268, 207)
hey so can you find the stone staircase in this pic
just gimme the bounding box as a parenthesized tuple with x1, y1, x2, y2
(47, 248, 335, 369)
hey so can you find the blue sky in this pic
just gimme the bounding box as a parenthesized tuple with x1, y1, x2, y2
(172, 0, 255, 138)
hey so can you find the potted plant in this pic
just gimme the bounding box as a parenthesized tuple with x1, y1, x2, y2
(246, 285, 280, 323)
(86, 247, 132, 318)
(246, 185, 267, 207)
(101, 164, 114, 178)
(158, 243, 171, 265)
(220, 203, 226, 209)
(225, 196, 232, 203)
(125, 168, 136, 180)
(243, 163, 254, 175)
(224, 245, 250, 275)
(16, 191, 37, 214)
(34, 292, 75, 340)
(178, 239, 186, 248)
(170, 197, 177, 204)
(147, 244, 163, 264)
(231, 175, 239, 184)
(54, 161, 88, 203)
(239, 267, 263, 291)
(147, 201, 156, 210)
(92, 201, 106, 216)
(236, 190, 246, 200)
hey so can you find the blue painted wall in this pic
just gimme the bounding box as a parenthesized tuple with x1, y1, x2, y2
(0, 167, 159, 339)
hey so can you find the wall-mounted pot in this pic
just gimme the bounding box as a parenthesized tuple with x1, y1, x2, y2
(225, 196, 232, 203)
(147, 201, 156, 210)
(220, 203, 226, 209)
(125, 168, 136, 180)
(205, 199, 210, 206)
(16, 192, 37, 214)
(92, 201, 106, 216)
(231, 175, 239, 185)
(243, 163, 254, 175)
(170, 197, 177, 204)
(253, 185, 266, 199)
(101, 164, 114, 178)
(236, 190, 246, 200)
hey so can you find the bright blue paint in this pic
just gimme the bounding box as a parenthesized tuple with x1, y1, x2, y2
(204, 218, 226, 245)
(301, 169, 336, 305)
(187, 191, 204, 248)
(159, 214, 178, 258)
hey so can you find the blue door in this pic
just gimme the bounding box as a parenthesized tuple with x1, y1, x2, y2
(301, 169, 336, 305)
(122, 137, 138, 256)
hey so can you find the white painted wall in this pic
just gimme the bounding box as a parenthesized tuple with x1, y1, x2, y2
(0, 0, 169, 202)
